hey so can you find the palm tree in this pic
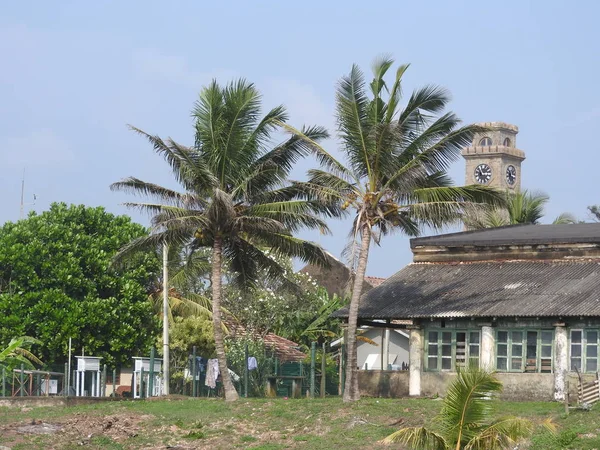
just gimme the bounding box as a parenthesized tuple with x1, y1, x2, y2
(285, 57, 504, 402)
(381, 367, 532, 449)
(464, 190, 577, 229)
(112, 79, 332, 401)
(0, 336, 42, 370)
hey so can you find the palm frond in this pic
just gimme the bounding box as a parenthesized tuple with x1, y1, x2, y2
(380, 426, 447, 449)
(464, 417, 533, 450)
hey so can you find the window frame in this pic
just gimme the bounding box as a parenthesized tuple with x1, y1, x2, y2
(425, 329, 481, 372)
(570, 329, 599, 373)
(479, 137, 493, 146)
(503, 137, 511, 147)
(495, 329, 554, 373)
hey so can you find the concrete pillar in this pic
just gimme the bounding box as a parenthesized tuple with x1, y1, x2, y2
(554, 323, 568, 401)
(75, 370, 80, 397)
(409, 327, 422, 396)
(384, 328, 391, 370)
(480, 325, 495, 371)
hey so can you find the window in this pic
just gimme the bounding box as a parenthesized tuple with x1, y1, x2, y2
(496, 329, 553, 373)
(503, 137, 511, 147)
(426, 329, 480, 371)
(479, 137, 492, 146)
(571, 329, 599, 372)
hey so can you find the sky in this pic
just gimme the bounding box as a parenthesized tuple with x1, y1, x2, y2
(1, 1, 599, 278)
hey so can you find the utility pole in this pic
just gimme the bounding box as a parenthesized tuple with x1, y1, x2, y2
(162, 243, 170, 395)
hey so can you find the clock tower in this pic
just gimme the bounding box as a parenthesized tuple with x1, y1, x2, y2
(462, 122, 525, 190)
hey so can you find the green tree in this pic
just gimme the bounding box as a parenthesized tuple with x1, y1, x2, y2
(382, 368, 532, 450)
(111, 79, 331, 401)
(464, 190, 577, 229)
(287, 58, 504, 401)
(0, 203, 159, 368)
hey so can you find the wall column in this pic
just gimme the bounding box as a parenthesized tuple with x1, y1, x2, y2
(408, 326, 422, 396)
(480, 324, 495, 371)
(554, 322, 568, 401)
(384, 328, 391, 370)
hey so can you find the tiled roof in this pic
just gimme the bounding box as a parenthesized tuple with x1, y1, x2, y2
(227, 324, 306, 362)
(365, 276, 386, 287)
(333, 260, 600, 319)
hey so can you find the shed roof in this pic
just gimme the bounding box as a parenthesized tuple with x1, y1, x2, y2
(410, 223, 600, 248)
(333, 260, 600, 319)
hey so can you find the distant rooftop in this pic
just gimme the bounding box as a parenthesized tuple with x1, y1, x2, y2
(411, 223, 600, 248)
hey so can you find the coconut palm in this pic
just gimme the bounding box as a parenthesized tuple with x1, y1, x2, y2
(0, 336, 42, 370)
(464, 190, 577, 229)
(111, 79, 332, 401)
(284, 57, 504, 402)
(381, 367, 532, 449)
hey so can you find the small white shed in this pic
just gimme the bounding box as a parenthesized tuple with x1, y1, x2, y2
(132, 357, 163, 398)
(75, 356, 103, 397)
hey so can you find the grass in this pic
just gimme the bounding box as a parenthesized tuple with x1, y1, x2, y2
(0, 397, 599, 449)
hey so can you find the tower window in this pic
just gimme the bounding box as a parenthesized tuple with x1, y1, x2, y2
(503, 138, 511, 147)
(479, 137, 492, 146)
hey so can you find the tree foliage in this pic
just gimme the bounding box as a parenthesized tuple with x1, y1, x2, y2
(381, 368, 532, 449)
(0, 336, 42, 370)
(464, 190, 577, 229)
(0, 203, 159, 368)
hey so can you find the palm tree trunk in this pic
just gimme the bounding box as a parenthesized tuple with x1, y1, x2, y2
(211, 236, 239, 402)
(343, 224, 371, 403)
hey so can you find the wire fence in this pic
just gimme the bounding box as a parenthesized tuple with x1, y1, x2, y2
(0, 342, 342, 399)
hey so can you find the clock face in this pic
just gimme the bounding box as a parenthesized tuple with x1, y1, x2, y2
(474, 164, 492, 184)
(506, 165, 517, 186)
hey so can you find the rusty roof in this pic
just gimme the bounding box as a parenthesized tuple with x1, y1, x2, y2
(227, 324, 306, 362)
(333, 260, 600, 319)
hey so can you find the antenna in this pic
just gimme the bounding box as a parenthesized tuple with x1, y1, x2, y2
(20, 169, 25, 220)
(19, 168, 36, 220)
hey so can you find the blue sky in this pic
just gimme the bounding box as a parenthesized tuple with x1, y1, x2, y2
(1, 1, 599, 277)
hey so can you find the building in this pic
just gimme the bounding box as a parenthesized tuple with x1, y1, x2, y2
(335, 223, 600, 400)
(299, 252, 385, 299)
(331, 327, 409, 370)
(462, 122, 525, 191)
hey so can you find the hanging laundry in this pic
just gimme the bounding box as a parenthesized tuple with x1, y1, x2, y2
(247, 356, 258, 371)
(205, 359, 219, 389)
(228, 369, 240, 382)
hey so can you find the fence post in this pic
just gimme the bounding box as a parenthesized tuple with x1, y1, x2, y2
(274, 357, 279, 376)
(1, 366, 5, 397)
(244, 343, 249, 398)
(149, 348, 155, 397)
(102, 365, 107, 397)
(64, 363, 68, 397)
(20, 364, 24, 397)
(320, 342, 326, 398)
(192, 346, 197, 398)
(341, 344, 346, 395)
(112, 368, 116, 398)
(310, 342, 316, 398)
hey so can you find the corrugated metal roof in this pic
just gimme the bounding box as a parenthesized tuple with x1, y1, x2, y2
(333, 260, 600, 319)
(410, 223, 600, 248)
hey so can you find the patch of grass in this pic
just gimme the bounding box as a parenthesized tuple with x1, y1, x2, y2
(183, 430, 205, 440)
(240, 435, 258, 443)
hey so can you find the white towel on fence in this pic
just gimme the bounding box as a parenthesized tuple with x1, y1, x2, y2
(205, 358, 219, 389)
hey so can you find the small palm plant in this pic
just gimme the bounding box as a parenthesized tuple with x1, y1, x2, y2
(381, 367, 532, 450)
(0, 336, 42, 370)
(464, 190, 577, 229)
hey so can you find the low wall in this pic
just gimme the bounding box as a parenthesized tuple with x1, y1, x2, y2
(0, 396, 127, 408)
(359, 370, 563, 401)
(358, 370, 409, 397)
